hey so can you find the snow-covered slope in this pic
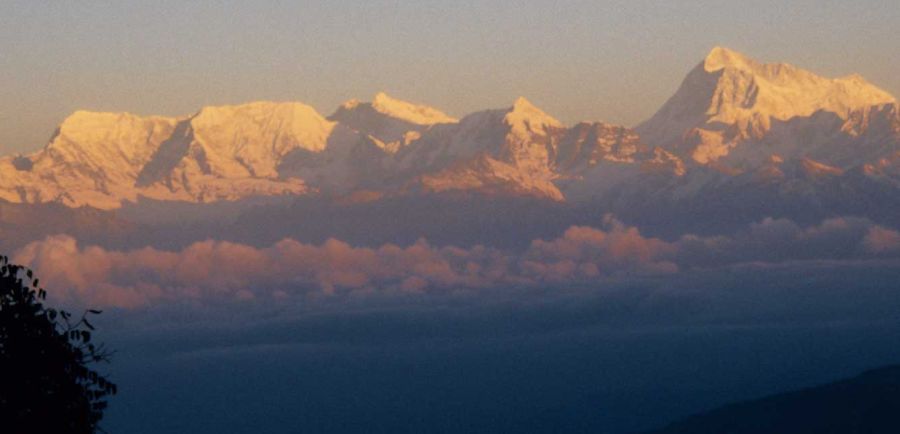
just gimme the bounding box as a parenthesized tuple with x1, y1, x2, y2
(369, 91, 457, 125)
(136, 101, 342, 203)
(637, 47, 898, 167)
(1, 102, 351, 208)
(0, 95, 493, 208)
(0, 111, 178, 208)
(2, 50, 898, 213)
(397, 98, 560, 166)
(329, 92, 457, 151)
(391, 97, 683, 201)
(392, 97, 567, 200)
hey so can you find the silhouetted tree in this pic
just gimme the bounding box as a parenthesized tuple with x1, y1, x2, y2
(0, 255, 116, 433)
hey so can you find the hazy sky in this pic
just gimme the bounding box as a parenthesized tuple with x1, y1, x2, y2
(1, 0, 898, 154)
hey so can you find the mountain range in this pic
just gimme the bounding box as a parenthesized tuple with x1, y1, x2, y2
(2, 47, 899, 243)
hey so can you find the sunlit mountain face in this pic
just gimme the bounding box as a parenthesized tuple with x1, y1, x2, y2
(3, 47, 899, 233)
(3, 47, 900, 433)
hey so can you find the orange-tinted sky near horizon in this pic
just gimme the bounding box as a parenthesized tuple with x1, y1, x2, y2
(1, 0, 898, 154)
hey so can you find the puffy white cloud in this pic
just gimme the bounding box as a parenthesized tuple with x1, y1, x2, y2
(12, 216, 900, 308)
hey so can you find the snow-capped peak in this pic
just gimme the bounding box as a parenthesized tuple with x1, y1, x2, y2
(191, 101, 335, 155)
(44, 110, 178, 167)
(637, 47, 898, 165)
(181, 101, 336, 180)
(505, 97, 563, 135)
(703, 46, 758, 72)
(329, 93, 455, 147)
(700, 47, 896, 114)
(53, 110, 176, 143)
(510, 97, 555, 118)
(190, 101, 325, 127)
(369, 92, 457, 125)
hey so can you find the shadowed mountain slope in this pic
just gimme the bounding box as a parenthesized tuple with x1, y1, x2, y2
(647, 365, 900, 434)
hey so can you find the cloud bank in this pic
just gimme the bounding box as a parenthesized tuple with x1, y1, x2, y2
(12, 216, 900, 308)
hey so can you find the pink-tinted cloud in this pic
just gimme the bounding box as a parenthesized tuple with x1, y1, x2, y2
(863, 226, 900, 254)
(12, 217, 900, 308)
(14, 236, 519, 307)
(521, 218, 678, 281)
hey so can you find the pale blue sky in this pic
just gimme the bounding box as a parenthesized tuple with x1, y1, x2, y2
(1, 0, 898, 153)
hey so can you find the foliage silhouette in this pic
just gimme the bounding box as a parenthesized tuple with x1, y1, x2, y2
(0, 255, 116, 433)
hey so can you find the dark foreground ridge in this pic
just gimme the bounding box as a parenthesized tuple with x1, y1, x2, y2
(646, 365, 900, 434)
